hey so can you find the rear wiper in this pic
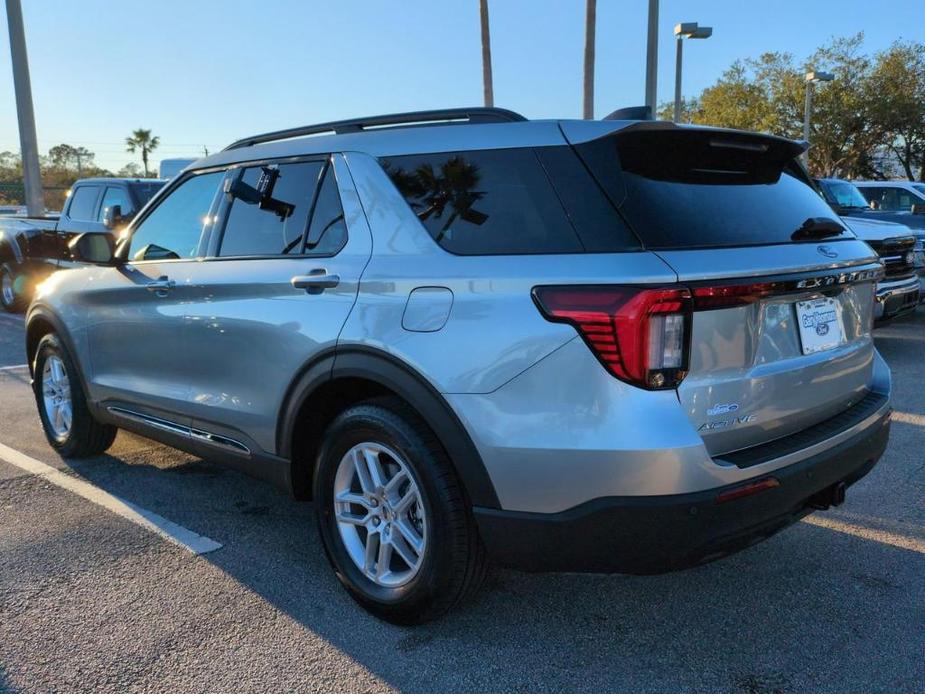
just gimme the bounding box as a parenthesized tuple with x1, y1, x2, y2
(791, 217, 847, 240)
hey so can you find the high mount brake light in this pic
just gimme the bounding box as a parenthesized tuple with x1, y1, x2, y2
(532, 286, 691, 390)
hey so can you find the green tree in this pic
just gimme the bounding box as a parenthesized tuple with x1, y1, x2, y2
(125, 128, 160, 176)
(867, 40, 925, 180)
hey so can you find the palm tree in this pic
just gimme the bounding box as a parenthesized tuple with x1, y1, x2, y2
(583, 0, 596, 119)
(125, 129, 160, 177)
(479, 0, 494, 107)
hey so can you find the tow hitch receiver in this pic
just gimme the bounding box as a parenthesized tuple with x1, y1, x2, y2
(808, 481, 847, 510)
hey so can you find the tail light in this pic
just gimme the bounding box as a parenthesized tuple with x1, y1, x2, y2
(532, 286, 691, 390)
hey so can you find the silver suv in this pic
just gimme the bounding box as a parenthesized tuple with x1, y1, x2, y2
(25, 108, 893, 623)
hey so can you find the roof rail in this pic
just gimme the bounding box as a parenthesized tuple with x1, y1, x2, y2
(222, 107, 528, 151)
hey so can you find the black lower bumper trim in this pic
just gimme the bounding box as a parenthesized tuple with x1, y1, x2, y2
(474, 410, 890, 574)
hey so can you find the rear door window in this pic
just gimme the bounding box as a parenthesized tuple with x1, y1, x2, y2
(304, 165, 348, 255)
(219, 161, 324, 257)
(67, 185, 100, 221)
(381, 147, 638, 255)
(576, 129, 848, 249)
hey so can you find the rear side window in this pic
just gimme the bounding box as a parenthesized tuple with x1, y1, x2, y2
(220, 161, 324, 257)
(67, 185, 100, 221)
(577, 129, 847, 249)
(381, 148, 637, 255)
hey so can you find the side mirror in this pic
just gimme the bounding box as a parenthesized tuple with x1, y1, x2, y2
(102, 204, 123, 230)
(911, 204, 925, 215)
(68, 232, 118, 265)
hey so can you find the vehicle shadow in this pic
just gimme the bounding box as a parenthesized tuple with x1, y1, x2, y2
(58, 429, 925, 692)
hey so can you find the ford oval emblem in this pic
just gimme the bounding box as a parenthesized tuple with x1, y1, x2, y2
(817, 245, 838, 259)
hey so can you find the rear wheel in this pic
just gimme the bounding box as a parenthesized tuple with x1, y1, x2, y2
(33, 333, 117, 457)
(0, 263, 28, 313)
(313, 398, 486, 624)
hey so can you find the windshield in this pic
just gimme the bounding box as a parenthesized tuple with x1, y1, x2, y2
(821, 180, 869, 208)
(130, 182, 166, 207)
(913, 184, 925, 198)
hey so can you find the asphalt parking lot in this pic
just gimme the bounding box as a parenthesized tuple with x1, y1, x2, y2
(0, 309, 923, 693)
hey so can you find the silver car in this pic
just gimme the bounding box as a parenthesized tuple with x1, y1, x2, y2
(25, 108, 893, 623)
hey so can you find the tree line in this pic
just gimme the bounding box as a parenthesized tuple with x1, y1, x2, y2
(0, 128, 161, 210)
(660, 34, 925, 181)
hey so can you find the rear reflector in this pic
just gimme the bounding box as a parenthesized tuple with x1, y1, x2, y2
(715, 477, 781, 504)
(532, 286, 691, 390)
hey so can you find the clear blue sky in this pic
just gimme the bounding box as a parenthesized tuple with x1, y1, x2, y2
(1, 0, 922, 171)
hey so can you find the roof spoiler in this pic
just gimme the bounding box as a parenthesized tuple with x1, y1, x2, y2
(603, 106, 652, 121)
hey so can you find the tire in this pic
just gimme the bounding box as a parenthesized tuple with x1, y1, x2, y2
(1, 263, 29, 313)
(313, 397, 487, 624)
(32, 333, 117, 457)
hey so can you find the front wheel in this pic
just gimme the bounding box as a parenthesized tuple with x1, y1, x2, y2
(32, 333, 117, 457)
(1, 263, 29, 313)
(313, 398, 486, 624)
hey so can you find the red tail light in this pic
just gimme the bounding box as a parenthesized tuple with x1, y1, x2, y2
(533, 286, 691, 390)
(691, 282, 779, 310)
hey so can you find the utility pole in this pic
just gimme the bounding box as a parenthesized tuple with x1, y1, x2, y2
(6, 0, 44, 215)
(644, 0, 659, 118)
(75, 150, 83, 176)
(582, 0, 596, 119)
(479, 0, 494, 107)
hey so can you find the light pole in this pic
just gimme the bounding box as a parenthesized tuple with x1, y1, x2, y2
(802, 70, 834, 165)
(5, 0, 44, 215)
(673, 22, 712, 123)
(644, 0, 659, 118)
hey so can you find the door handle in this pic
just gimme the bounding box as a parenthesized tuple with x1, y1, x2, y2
(145, 275, 175, 296)
(291, 270, 340, 295)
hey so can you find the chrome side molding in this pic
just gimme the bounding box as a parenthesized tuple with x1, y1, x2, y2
(106, 406, 251, 455)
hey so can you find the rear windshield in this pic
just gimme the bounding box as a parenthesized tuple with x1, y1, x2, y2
(130, 182, 166, 207)
(576, 128, 849, 249)
(380, 147, 639, 255)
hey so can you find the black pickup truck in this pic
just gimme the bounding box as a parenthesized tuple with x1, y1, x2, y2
(0, 177, 164, 311)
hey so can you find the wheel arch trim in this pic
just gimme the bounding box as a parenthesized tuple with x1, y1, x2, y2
(277, 346, 501, 509)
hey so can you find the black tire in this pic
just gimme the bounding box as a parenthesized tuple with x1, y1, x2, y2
(1, 263, 29, 313)
(32, 333, 117, 457)
(313, 397, 487, 624)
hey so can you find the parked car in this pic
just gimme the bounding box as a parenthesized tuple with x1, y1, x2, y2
(0, 177, 165, 311)
(25, 109, 892, 623)
(0, 204, 28, 216)
(816, 178, 925, 303)
(854, 180, 925, 213)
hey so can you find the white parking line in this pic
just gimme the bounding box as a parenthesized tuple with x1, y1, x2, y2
(0, 441, 222, 555)
(893, 411, 925, 427)
(0, 364, 29, 372)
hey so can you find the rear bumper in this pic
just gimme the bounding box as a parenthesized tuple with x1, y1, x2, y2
(474, 406, 891, 574)
(874, 275, 920, 320)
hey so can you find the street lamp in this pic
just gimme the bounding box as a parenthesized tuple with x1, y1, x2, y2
(673, 22, 712, 122)
(803, 70, 835, 165)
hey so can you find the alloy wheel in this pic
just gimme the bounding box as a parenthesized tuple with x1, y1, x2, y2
(333, 442, 428, 588)
(42, 355, 72, 439)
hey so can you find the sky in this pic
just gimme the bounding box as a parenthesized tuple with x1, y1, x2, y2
(1, 0, 923, 172)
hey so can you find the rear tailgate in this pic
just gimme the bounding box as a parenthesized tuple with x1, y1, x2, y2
(657, 243, 880, 455)
(565, 120, 884, 456)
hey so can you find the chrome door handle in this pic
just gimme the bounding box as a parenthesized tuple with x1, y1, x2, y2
(291, 271, 340, 295)
(145, 276, 175, 296)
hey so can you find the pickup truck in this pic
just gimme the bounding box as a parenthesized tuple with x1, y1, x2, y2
(0, 177, 164, 311)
